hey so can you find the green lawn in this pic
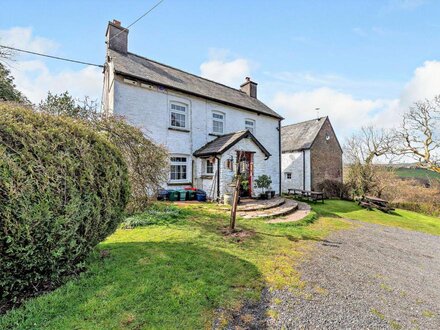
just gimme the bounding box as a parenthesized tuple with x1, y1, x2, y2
(311, 199, 440, 236)
(394, 167, 440, 181)
(2, 200, 438, 329)
(0, 203, 350, 329)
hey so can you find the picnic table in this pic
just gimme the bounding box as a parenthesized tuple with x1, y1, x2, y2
(358, 196, 395, 213)
(287, 188, 325, 203)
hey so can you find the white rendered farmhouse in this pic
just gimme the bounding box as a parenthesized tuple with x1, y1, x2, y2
(102, 20, 283, 199)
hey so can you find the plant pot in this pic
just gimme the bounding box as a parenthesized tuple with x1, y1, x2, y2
(259, 193, 267, 200)
(270, 190, 276, 198)
(265, 191, 272, 199)
(223, 193, 233, 205)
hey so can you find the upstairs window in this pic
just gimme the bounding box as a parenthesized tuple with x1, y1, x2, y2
(170, 156, 187, 181)
(285, 172, 292, 180)
(245, 119, 255, 133)
(212, 112, 225, 134)
(170, 102, 188, 129)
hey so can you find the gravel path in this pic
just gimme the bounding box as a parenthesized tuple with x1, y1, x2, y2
(267, 220, 440, 329)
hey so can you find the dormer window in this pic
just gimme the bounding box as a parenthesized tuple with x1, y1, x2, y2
(212, 111, 225, 134)
(245, 119, 255, 134)
(170, 102, 188, 129)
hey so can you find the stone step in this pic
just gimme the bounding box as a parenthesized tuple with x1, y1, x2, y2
(237, 197, 286, 212)
(239, 199, 299, 219)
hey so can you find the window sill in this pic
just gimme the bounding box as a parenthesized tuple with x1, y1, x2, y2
(169, 127, 190, 133)
(168, 181, 192, 186)
(201, 175, 214, 179)
(209, 133, 223, 137)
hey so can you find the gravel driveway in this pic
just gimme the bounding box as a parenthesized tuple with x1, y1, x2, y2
(268, 220, 440, 329)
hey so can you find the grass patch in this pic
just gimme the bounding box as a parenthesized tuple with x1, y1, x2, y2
(0, 202, 350, 329)
(394, 167, 440, 181)
(121, 204, 190, 228)
(310, 199, 440, 236)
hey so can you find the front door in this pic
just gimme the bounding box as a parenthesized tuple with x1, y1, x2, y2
(237, 151, 254, 197)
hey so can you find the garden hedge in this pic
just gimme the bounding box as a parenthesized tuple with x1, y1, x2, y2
(0, 103, 130, 305)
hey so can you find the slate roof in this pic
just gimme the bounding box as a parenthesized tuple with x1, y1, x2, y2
(108, 49, 282, 119)
(281, 117, 328, 152)
(193, 130, 271, 158)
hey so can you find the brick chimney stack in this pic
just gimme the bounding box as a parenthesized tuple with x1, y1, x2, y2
(106, 19, 128, 54)
(240, 77, 258, 98)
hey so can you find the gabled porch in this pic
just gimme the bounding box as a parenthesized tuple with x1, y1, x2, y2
(193, 130, 273, 200)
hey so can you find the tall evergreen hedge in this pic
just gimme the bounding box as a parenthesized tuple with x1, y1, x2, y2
(0, 103, 130, 304)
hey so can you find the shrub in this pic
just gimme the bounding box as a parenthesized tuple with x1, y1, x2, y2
(121, 204, 188, 229)
(0, 103, 130, 306)
(317, 179, 350, 199)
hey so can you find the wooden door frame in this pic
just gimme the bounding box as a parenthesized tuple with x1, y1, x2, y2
(236, 151, 254, 197)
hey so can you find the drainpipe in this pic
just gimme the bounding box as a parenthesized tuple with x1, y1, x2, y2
(278, 120, 282, 195)
(302, 150, 306, 190)
(216, 155, 221, 201)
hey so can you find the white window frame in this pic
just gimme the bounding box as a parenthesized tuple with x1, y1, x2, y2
(245, 119, 256, 134)
(285, 172, 292, 180)
(169, 155, 189, 182)
(204, 159, 214, 175)
(170, 102, 188, 129)
(212, 111, 225, 134)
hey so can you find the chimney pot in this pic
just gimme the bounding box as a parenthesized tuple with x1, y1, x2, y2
(240, 77, 258, 99)
(112, 19, 121, 26)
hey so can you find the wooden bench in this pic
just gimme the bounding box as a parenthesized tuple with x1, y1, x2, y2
(287, 188, 325, 203)
(358, 196, 395, 213)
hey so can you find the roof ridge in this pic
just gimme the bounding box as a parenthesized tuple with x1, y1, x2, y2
(282, 116, 327, 128)
(126, 51, 251, 96)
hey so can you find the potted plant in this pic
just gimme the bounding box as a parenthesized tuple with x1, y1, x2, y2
(269, 186, 276, 198)
(255, 175, 272, 200)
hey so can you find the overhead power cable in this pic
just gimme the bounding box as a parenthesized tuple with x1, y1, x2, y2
(0, 45, 104, 68)
(109, 0, 165, 42)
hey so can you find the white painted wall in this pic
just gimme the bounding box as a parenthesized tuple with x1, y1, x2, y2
(110, 76, 281, 195)
(219, 138, 274, 198)
(281, 150, 311, 192)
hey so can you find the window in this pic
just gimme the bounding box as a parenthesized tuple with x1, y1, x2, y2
(170, 102, 187, 128)
(285, 172, 292, 180)
(245, 119, 255, 133)
(205, 159, 214, 174)
(212, 112, 224, 134)
(170, 156, 187, 181)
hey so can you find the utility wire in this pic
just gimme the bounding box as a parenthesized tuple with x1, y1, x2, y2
(0, 45, 104, 68)
(109, 0, 165, 42)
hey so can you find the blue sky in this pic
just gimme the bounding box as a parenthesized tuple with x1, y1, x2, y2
(1, 0, 440, 137)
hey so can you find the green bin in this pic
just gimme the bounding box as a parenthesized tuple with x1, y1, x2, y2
(178, 190, 187, 201)
(187, 190, 196, 200)
(168, 190, 179, 201)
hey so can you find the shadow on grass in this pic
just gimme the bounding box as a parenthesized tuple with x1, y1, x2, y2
(0, 242, 264, 330)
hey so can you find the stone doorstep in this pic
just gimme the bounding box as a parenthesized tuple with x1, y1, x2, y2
(237, 197, 286, 212)
(240, 199, 299, 219)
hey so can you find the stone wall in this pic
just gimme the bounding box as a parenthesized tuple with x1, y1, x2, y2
(310, 118, 343, 190)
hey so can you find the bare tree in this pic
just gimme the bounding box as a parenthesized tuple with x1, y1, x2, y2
(393, 96, 440, 174)
(345, 126, 395, 165)
(344, 127, 396, 197)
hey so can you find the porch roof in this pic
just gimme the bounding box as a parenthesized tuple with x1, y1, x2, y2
(193, 130, 271, 158)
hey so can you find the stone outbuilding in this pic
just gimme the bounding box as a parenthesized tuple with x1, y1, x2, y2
(281, 117, 343, 192)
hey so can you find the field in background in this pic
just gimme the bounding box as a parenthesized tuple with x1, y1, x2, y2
(394, 167, 440, 181)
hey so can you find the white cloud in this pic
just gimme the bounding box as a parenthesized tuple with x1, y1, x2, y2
(200, 49, 252, 87)
(271, 88, 396, 135)
(0, 27, 102, 104)
(270, 60, 440, 141)
(11, 60, 102, 104)
(0, 27, 58, 53)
